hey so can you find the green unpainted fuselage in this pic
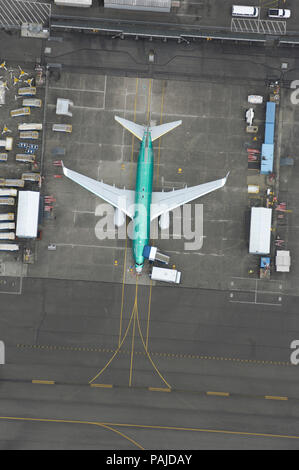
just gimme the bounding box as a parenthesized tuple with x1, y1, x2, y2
(133, 130, 154, 271)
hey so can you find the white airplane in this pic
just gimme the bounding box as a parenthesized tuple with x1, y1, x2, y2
(63, 116, 229, 272)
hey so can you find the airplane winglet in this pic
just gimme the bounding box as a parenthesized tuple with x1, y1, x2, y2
(61, 160, 67, 176)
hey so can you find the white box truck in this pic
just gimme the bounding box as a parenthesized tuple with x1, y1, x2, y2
(150, 266, 181, 284)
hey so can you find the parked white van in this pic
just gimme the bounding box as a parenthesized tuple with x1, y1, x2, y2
(268, 9, 291, 19)
(232, 6, 259, 17)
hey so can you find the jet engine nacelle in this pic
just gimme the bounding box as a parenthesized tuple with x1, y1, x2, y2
(114, 208, 125, 227)
(159, 212, 170, 230)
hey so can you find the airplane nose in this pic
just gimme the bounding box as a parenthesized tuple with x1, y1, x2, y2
(135, 264, 143, 273)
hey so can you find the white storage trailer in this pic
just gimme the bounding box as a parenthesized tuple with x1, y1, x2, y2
(0, 198, 15, 205)
(249, 207, 272, 254)
(150, 266, 181, 284)
(0, 233, 15, 240)
(18, 123, 42, 131)
(0, 213, 14, 221)
(0, 222, 15, 230)
(0, 137, 13, 150)
(0, 188, 17, 197)
(16, 191, 40, 238)
(0, 244, 19, 251)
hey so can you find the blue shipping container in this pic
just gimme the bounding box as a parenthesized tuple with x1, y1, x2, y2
(261, 143, 274, 174)
(264, 122, 275, 145)
(266, 102, 276, 124)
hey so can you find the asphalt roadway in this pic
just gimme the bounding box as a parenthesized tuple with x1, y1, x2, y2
(1, 277, 299, 450)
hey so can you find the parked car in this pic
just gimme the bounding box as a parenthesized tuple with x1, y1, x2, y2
(268, 9, 291, 18)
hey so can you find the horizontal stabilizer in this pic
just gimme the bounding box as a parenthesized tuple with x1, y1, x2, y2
(150, 120, 182, 142)
(115, 116, 145, 141)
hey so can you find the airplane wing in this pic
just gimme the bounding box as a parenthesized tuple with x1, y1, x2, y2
(62, 164, 135, 219)
(150, 173, 229, 221)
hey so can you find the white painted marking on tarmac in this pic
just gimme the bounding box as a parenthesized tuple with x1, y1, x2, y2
(49, 87, 105, 93)
(229, 300, 282, 307)
(50, 242, 125, 250)
(176, 14, 202, 17)
(103, 75, 107, 110)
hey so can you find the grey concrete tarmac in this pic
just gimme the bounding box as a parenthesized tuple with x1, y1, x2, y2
(1, 278, 299, 449)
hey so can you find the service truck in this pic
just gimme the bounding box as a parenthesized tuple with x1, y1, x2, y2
(150, 266, 181, 284)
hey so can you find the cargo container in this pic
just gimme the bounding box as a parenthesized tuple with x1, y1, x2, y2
(0, 188, 17, 197)
(0, 80, 5, 105)
(264, 122, 275, 145)
(0, 198, 15, 205)
(150, 266, 181, 284)
(18, 87, 36, 96)
(19, 131, 39, 140)
(0, 137, 13, 150)
(22, 99, 42, 108)
(22, 173, 40, 182)
(16, 154, 36, 163)
(265, 102, 276, 124)
(0, 244, 19, 251)
(0, 222, 15, 230)
(2, 179, 24, 188)
(52, 124, 72, 133)
(0, 213, 14, 221)
(0, 232, 15, 240)
(18, 123, 42, 131)
(10, 107, 30, 117)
